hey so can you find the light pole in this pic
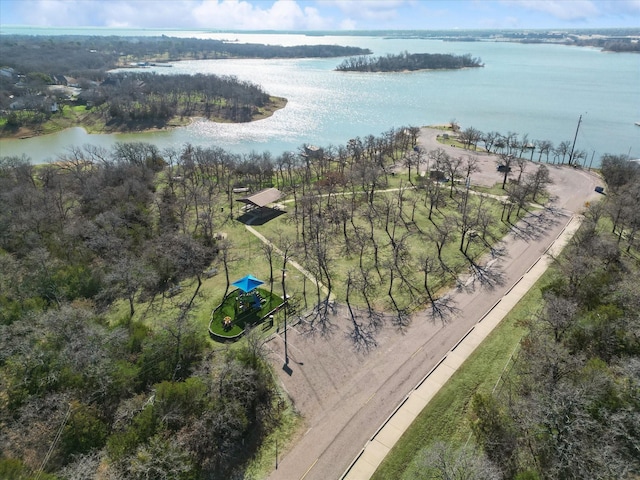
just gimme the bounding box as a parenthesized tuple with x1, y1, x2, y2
(281, 268, 288, 365)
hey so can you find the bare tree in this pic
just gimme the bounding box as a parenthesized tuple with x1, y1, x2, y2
(554, 140, 571, 164)
(498, 153, 515, 190)
(417, 441, 502, 480)
(261, 241, 276, 298)
(463, 154, 479, 180)
(536, 139, 553, 163)
(428, 217, 455, 272)
(443, 154, 464, 198)
(419, 254, 459, 323)
(403, 148, 421, 184)
(514, 157, 528, 184)
(423, 176, 445, 224)
(457, 181, 475, 254)
(345, 270, 380, 351)
(460, 126, 482, 151)
(482, 131, 500, 153)
(219, 238, 236, 300)
(525, 165, 552, 202)
(102, 254, 156, 320)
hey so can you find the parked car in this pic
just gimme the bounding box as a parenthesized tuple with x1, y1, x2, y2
(497, 165, 512, 173)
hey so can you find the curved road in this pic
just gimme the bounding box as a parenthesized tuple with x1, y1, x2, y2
(265, 128, 601, 480)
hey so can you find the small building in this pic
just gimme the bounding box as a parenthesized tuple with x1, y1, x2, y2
(236, 188, 283, 212)
(63, 76, 79, 87)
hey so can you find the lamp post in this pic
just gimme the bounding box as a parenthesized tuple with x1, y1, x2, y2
(281, 268, 288, 365)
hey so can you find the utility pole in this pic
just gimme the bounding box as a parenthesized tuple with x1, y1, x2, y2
(281, 267, 288, 365)
(568, 114, 582, 166)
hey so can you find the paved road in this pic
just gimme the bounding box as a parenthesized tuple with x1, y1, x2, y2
(266, 128, 601, 480)
(342, 213, 586, 479)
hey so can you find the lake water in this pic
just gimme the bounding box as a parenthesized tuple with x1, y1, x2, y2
(1, 29, 639, 165)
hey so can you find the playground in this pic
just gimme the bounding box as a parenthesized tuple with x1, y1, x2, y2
(209, 274, 285, 340)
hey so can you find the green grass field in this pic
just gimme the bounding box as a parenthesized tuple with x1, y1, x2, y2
(253, 186, 521, 311)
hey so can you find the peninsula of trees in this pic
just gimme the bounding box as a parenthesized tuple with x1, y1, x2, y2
(0, 35, 372, 76)
(0, 35, 370, 137)
(335, 52, 483, 72)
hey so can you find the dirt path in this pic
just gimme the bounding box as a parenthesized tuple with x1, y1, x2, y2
(265, 128, 601, 480)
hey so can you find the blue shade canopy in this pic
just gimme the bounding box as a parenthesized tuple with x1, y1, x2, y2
(232, 274, 264, 293)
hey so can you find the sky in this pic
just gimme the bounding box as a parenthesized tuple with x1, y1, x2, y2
(0, 0, 639, 31)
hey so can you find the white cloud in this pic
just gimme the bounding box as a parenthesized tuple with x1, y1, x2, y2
(191, 0, 332, 30)
(2, 0, 332, 29)
(2, 0, 639, 29)
(501, 0, 600, 22)
(339, 17, 357, 29)
(10, 0, 94, 26)
(322, 0, 408, 21)
(301, 5, 330, 29)
(600, 0, 640, 15)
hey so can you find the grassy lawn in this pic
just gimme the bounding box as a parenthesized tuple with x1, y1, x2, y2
(254, 186, 522, 311)
(471, 183, 509, 196)
(471, 181, 551, 206)
(106, 207, 316, 342)
(371, 270, 551, 480)
(103, 177, 529, 342)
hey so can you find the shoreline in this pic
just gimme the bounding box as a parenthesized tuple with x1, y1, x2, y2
(0, 96, 288, 141)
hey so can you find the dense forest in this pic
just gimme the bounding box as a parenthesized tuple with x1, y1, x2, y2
(3, 70, 278, 133)
(335, 52, 483, 72)
(468, 156, 640, 479)
(89, 71, 274, 124)
(0, 143, 284, 479)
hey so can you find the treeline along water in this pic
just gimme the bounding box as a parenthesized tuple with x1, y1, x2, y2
(1, 30, 639, 165)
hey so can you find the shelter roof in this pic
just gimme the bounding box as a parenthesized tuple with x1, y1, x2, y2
(232, 274, 264, 293)
(236, 187, 283, 208)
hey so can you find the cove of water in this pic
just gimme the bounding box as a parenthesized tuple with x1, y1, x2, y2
(1, 31, 638, 165)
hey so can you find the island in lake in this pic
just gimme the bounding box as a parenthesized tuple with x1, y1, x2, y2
(335, 52, 483, 72)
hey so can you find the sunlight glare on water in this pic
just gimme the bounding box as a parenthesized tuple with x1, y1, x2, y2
(1, 32, 638, 164)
